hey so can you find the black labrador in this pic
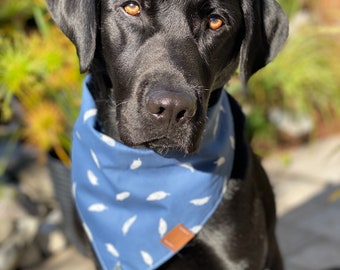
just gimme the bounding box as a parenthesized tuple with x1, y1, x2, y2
(46, 0, 288, 269)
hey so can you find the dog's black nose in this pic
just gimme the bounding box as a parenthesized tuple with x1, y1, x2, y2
(146, 90, 197, 125)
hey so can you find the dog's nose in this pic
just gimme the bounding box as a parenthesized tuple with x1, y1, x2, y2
(146, 90, 197, 125)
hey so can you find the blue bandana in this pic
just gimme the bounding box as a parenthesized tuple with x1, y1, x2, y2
(71, 78, 235, 270)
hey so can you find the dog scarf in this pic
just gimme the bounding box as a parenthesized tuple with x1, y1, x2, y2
(71, 78, 235, 270)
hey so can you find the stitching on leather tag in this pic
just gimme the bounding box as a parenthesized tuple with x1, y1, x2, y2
(161, 224, 195, 253)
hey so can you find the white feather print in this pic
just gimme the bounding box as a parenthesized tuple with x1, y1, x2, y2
(230, 135, 235, 149)
(87, 170, 99, 186)
(215, 156, 226, 167)
(190, 225, 203, 234)
(190, 196, 211, 206)
(76, 131, 82, 140)
(122, 215, 137, 235)
(116, 192, 130, 201)
(101, 134, 116, 147)
(106, 243, 120, 258)
(179, 163, 195, 173)
(90, 149, 100, 168)
(140, 250, 153, 267)
(130, 158, 142, 170)
(146, 191, 170, 201)
(83, 109, 97, 122)
(72, 183, 76, 198)
(83, 223, 93, 242)
(88, 203, 108, 212)
(159, 218, 167, 237)
(213, 112, 220, 137)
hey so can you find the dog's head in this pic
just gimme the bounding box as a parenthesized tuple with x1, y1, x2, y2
(47, 0, 288, 154)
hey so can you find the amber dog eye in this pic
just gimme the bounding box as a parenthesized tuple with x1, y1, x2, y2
(123, 2, 141, 16)
(209, 17, 223, 31)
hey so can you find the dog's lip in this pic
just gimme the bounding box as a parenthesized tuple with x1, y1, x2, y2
(132, 136, 169, 147)
(129, 136, 187, 152)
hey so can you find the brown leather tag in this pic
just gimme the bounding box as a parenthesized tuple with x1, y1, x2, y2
(161, 224, 195, 253)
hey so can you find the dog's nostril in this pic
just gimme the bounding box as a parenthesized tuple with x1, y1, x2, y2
(157, 107, 166, 116)
(176, 107, 197, 122)
(176, 110, 187, 122)
(146, 90, 196, 125)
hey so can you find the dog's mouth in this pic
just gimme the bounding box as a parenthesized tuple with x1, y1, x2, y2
(116, 108, 203, 154)
(129, 135, 197, 155)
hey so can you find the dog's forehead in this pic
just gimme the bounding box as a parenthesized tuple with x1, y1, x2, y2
(142, 0, 238, 10)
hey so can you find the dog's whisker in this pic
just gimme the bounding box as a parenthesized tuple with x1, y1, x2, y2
(114, 100, 129, 109)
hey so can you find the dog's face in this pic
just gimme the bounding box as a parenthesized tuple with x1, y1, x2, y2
(99, 0, 244, 153)
(46, 0, 288, 154)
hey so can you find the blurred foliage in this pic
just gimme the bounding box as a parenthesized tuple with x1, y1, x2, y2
(249, 25, 340, 116)
(230, 1, 340, 151)
(0, 0, 83, 165)
(277, 0, 304, 19)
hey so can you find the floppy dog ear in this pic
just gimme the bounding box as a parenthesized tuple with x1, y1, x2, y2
(46, 0, 97, 73)
(240, 0, 288, 86)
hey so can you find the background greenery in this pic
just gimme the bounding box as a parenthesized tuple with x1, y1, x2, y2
(231, 0, 340, 152)
(0, 0, 339, 167)
(0, 0, 83, 168)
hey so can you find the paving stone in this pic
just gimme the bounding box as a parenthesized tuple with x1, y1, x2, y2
(277, 187, 340, 269)
(278, 184, 339, 225)
(264, 135, 340, 184)
(277, 221, 319, 258)
(265, 135, 340, 270)
(284, 261, 310, 270)
(286, 238, 340, 270)
(296, 193, 340, 243)
(286, 136, 340, 182)
(272, 175, 327, 216)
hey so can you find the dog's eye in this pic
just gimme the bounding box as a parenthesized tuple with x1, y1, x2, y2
(123, 2, 141, 16)
(208, 17, 224, 31)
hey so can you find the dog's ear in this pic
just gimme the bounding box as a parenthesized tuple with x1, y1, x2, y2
(46, 0, 97, 73)
(240, 0, 288, 86)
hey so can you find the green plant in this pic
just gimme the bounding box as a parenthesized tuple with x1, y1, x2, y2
(249, 24, 340, 117)
(228, 22, 340, 152)
(0, 0, 83, 166)
(276, 0, 304, 19)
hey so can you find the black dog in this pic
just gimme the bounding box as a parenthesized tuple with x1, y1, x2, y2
(46, 0, 288, 269)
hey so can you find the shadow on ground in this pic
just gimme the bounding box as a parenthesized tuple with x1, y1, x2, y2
(277, 184, 340, 270)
